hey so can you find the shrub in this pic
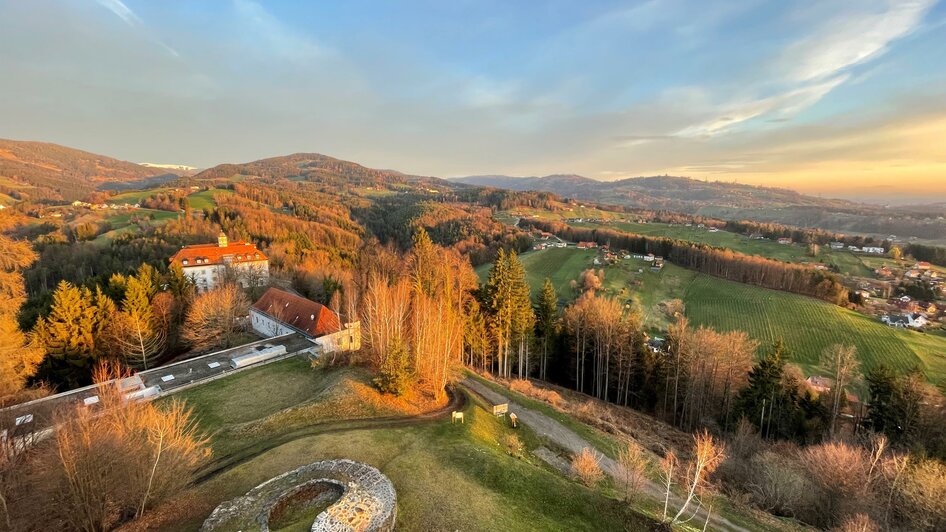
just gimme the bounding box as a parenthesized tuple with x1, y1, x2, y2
(800, 441, 872, 528)
(502, 433, 524, 457)
(744, 450, 816, 518)
(895, 459, 946, 531)
(508, 379, 565, 408)
(571, 447, 604, 487)
(616, 440, 649, 500)
(834, 513, 879, 532)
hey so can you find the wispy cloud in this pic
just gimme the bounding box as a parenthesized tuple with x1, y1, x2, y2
(95, 0, 141, 26)
(94, 0, 180, 57)
(669, 1, 934, 138)
(232, 0, 326, 63)
(780, 0, 935, 83)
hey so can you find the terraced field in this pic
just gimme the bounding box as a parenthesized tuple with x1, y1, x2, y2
(683, 275, 946, 382)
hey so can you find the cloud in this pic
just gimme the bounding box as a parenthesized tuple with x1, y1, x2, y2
(232, 0, 326, 63)
(94, 0, 179, 57)
(780, 0, 935, 83)
(95, 0, 141, 26)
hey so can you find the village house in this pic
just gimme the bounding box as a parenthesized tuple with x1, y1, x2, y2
(916, 261, 932, 270)
(862, 246, 885, 255)
(882, 313, 928, 329)
(805, 376, 833, 394)
(829, 241, 845, 250)
(170, 233, 269, 292)
(576, 241, 598, 249)
(777, 237, 792, 245)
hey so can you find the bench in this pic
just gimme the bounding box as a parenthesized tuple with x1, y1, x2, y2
(451, 411, 464, 424)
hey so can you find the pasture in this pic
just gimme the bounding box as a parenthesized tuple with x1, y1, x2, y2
(513, 207, 883, 272)
(187, 188, 232, 210)
(495, 246, 946, 383)
(107, 187, 174, 204)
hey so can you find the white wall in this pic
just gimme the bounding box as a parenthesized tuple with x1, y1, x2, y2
(250, 308, 295, 338)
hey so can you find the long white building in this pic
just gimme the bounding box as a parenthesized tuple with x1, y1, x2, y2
(170, 233, 269, 292)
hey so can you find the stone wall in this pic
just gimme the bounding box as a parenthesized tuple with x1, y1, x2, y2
(201, 459, 396, 532)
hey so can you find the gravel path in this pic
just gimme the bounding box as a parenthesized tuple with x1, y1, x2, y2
(461, 378, 752, 532)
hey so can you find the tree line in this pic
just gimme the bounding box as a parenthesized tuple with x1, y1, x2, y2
(524, 219, 848, 304)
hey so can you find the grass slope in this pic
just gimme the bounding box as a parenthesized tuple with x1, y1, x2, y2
(683, 275, 946, 381)
(148, 358, 660, 531)
(501, 247, 946, 382)
(187, 189, 232, 210)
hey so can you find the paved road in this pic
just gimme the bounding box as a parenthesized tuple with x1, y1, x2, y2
(462, 378, 751, 532)
(1, 333, 312, 436)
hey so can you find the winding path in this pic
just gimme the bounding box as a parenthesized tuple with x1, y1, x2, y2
(462, 378, 752, 532)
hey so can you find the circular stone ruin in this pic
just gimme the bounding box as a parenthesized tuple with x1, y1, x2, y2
(201, 459, 396, 532)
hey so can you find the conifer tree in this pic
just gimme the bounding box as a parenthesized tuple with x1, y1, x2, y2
(33, 281, 101, 387)
(0, 232, 44, 400)
(535, 277, 559, 381)
(375, 338, 412, 396)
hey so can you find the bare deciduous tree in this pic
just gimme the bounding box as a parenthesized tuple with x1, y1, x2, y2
(821, 344, 860, 439)
(182, 284, 249, 351)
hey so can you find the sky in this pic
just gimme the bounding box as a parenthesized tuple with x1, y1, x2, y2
(1, 0, 945, 203)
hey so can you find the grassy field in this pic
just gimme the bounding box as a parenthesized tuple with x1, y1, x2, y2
(495, 247, 946, 383)
(147, 357, 666, 531)
(107, 187, 173, 204)
(683, 275, 946, 382)
(187, 188, 232, 210)
(513, 207, 884, 273)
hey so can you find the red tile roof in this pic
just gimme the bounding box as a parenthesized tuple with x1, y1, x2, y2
(170, 241, 267, 267)
(251, 288, 339, 338)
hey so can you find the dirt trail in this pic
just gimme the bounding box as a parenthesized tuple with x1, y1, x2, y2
(462, 378, 752, 532)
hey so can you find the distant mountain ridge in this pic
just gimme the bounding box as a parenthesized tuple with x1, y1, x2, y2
(0, 139, 173, 201)
(454, 173, 946, 242)
(454, 173, 855, 210)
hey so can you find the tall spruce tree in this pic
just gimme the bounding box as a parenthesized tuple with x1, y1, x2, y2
(734, 340, 786, 436)
(535, 277, 559, 381)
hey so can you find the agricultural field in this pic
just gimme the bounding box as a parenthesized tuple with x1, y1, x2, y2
(497, 247, 946, 383)
(683, 275, 946, 382)
(92, 208, 179, 243)
(187, 188, 232, 210)
(107, 187, 174, 204)
(511, 206, 884, 274)
(146, 356, 662, 531)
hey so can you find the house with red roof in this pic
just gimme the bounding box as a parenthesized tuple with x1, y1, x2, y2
(169, 233, 269, 292)
(250, 288, 340, 339)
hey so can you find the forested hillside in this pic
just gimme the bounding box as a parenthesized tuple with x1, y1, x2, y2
(0, 139, 173, 201)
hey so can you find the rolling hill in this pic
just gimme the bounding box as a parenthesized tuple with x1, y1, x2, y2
(0, 139, 176, 201)
(193, 152, 444, 189)
(455, 174, 946, 242)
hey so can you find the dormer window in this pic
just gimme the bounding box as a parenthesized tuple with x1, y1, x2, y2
(182, 259, 188, 265)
